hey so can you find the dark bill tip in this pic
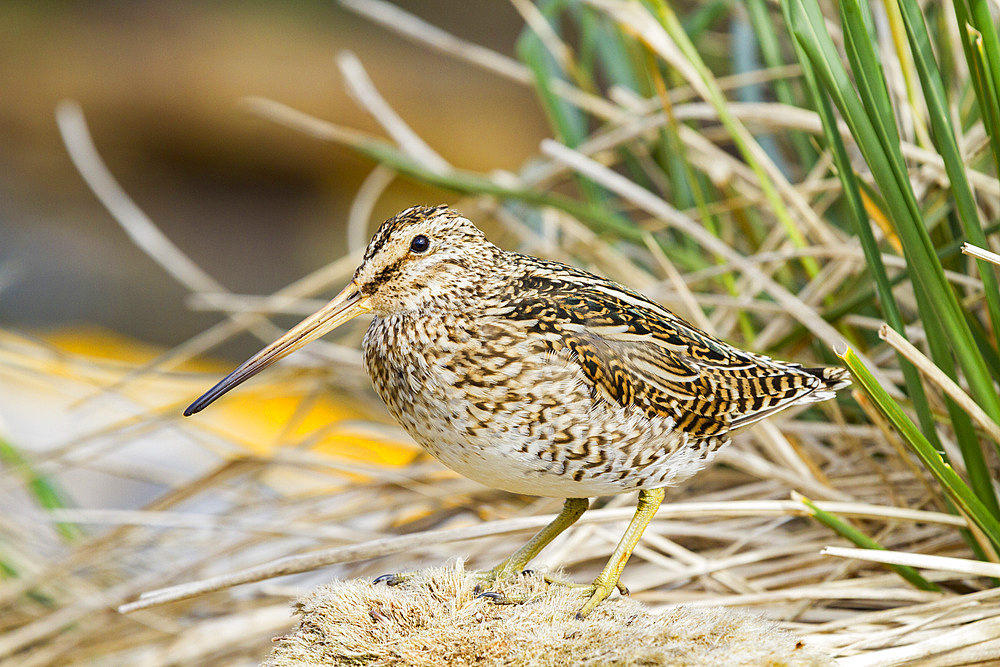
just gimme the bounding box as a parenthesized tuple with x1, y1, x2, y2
(183, 353, 277, 416)
(183, 369, 247, 416)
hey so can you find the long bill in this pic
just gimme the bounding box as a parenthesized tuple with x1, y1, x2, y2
(183, 281, 371, 416)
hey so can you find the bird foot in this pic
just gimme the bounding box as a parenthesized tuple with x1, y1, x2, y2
(372, 571, 413, 587)
(470, 561, 532, 585)
(512, 574, 629, 618)
(575, 577, 628, 618)
(536, 572, 629, 597)
(473, 568, 627, 616)
(470, 564, 529, 593)
(470, 565, 550, 605)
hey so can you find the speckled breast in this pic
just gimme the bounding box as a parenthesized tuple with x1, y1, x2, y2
(362, 309, 717, 498)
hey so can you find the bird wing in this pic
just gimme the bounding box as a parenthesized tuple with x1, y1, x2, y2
(504, 266, 833, 439)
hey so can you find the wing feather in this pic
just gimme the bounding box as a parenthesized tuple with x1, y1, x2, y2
(504, 264, 839, 439)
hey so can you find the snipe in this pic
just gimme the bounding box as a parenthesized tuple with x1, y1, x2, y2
(186, 205, 849, 616)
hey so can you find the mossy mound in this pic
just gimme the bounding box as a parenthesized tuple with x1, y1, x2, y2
(264, 564, 833, 666)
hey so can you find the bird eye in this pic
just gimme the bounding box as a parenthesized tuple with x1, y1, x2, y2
(409, 235, 430, 254)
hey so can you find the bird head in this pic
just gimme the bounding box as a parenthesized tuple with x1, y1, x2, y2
(184, 205, 495, 415)
(352, 205, 495, 315)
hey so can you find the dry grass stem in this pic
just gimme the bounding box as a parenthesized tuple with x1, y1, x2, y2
(336, 51, 451, 174)
(879, 323, 1000, 444)
(116, 499, 965, 613)
(336, 0, 626, 122)
(962, 242, 1000, 267)
(822, 546, 1000, 578)
(55, 100, 225, 295)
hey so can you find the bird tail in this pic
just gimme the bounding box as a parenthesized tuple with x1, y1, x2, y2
(728, 365, 851, 430)
(801, 366, 851, 403)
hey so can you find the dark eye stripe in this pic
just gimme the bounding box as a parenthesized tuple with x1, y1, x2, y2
(369, 259, 403, 290)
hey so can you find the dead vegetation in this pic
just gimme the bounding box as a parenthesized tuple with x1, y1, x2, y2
(264, 564, 834, 667)
(3, 0, 1000, 665)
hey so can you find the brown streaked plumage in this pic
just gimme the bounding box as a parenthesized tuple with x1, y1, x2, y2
(185, 205, 850, 616)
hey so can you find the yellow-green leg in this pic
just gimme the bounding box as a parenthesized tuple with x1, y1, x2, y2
(577, 487, 664, 618)
(378, 498, 589, 592)
(489, 497, 590, 579)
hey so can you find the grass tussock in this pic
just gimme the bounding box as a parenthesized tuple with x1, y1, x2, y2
(264, 564, 834, 667)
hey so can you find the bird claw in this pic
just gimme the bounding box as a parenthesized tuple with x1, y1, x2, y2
(576, 579, 619, 618)
(471, 567, 544, 606)
(476, 591, 505, 601)
(478, 564, 627, 616)
(476, 590, 520, 605)
(373, 572, 409, 586)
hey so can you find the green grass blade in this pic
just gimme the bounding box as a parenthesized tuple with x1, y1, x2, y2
(516, 2, 617, 213)
(951, 1, 1000, 177)
(781, 0, 944, 451)
(642, 50, 757, 342)
(965, 0, 1000, 133)
(838, 0, 903, 168)
(678, 0, 729, 39)
(839, 347, 1000, 551)
(576, 4, 641, 93)
(746, 0, 816, 168)
(644, 0, 822, 280)
(784, 35, 942, 460)
(912, 275, 1000, 514)
(798, 494, 941, 591)
(895, 0, 1000, 353)
(787, 0, 1000, 442)
(0, 436, 81, 542)
(731, 8, 792, 179)
(882, 0, 933, 148)
(966, 25, 1000, 180)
